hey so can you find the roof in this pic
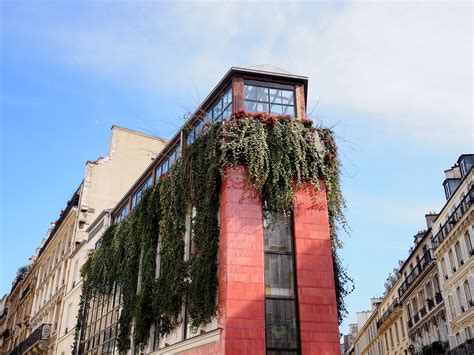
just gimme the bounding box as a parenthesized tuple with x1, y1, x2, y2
(246, 64, 291, 75)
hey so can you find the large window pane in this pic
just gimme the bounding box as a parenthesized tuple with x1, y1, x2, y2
(270, 89, 282, 104)
(244, 82, 295, 116)
(270, 104, 283, 115)
(281, 90, 294, 105)
(245, 85, 258, 100)
(265, 254, 294, 298)
(256, 87, 269, 102)
(245, 101, 257, 112)
(281, 105, 295, 116)
(265, 300, 298, 350)
(264, 212, 292, 252)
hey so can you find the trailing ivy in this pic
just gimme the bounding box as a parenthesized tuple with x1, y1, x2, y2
(74, 111, 353, 354)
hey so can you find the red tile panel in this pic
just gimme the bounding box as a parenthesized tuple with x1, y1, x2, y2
(294, 183, 341, 355)
(218, 166, 266, 354)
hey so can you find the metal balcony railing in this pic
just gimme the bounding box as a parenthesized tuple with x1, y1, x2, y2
(447, 339, 474, 355)
(399, 249, 434, 298)
(432, 187, 473, 249)
(377, 298, 401, 329)
(9, 323, 51, 355)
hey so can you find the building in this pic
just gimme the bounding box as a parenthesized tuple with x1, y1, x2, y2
(353, 299, 382, 355)
(432, 155, 473, 352)
(1, 126, 166, 355)
(75, 66, 342, 354)
(398, 222, 449, 354)
(56, 126, 166, 355)
(2, 263, 37, 355)
(376, 266, 409, 355)
(25, 193, 80, 354)
(342, 323, 358, 355)
(343, 154, 473, 355)
(0, 294, 8, 354)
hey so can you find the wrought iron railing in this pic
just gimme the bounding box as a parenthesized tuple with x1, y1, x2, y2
(9, 323, 51, 355)
(447, 339, 474, 355)
(376, 298, 401, 329)
(399, 249, 434, 298)
(432, 187, 473, 249)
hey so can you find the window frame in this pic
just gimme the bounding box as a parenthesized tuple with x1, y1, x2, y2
(262, 208, 301, 353)
(244, 80, 296, 117)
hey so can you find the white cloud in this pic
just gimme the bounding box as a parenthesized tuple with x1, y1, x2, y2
(34, 1, 472, 141)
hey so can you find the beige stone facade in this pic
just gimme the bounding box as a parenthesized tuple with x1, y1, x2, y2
(1, 126, 166, 355)
(377, 276, 409, 355)
(432, 160, 473, 350)
(56, 126, 166, 355)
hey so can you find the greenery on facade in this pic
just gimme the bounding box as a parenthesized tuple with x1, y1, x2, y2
(74, 111, 352, 353)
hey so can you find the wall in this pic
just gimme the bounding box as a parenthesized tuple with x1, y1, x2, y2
(55, 126, 166, 355)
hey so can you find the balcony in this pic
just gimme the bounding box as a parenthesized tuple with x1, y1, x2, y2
(399, 249, 434, 298)
(447, 338, 474, 355)
(432, 187, 473, 249)
(376, 299, 401, 329)
(9, 323, 51, 355)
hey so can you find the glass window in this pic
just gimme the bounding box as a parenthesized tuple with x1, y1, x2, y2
(244, 81, 295, 116)
(455, 242, 463, 265)
(115, 204, 128, 224)
(465, 232, 473, 253)
(463, 280, 472, 305)
(263, 208, 299, 353)
(263, 212, 292, 252)
(265, 299, 298, 350)
(131, 176, 152, 208)
(265, 254, 294, 298)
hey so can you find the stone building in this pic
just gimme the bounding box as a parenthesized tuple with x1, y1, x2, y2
(376, 266, 409, 355)
(56, 126, 166, 355)
(353, 299, 382, 355)
(398, 224, 449, 354)
(1, 126, 166, 355)
(432, 154, 473, 352)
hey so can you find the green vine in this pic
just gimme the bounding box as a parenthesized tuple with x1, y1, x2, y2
(74, 111, 352, 354)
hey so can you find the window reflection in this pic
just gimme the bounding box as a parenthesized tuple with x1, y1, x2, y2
(264, 212, 292, 252)
(265, 299, 298, 349)
(263, 208, 299, 353)
(245, 82, 295, 116)
(265, 254, 294, 298)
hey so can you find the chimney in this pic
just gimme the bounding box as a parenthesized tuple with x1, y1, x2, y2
(444, 165, 461, 179)
(370, 297, 383, 310)
(425, 213, 438, 229)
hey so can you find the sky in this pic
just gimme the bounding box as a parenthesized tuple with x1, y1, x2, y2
(0, 0, 472, 336)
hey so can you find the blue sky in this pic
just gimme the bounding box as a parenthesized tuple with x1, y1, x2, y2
(0, 1, 472, 335)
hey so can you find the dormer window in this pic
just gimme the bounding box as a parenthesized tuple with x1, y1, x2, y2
(244, 81, 295, 116)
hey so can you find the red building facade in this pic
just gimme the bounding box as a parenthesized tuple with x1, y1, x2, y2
(79, 66, 341, 354)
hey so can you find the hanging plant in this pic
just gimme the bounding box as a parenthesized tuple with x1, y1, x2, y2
(74, 111, 352, 354)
